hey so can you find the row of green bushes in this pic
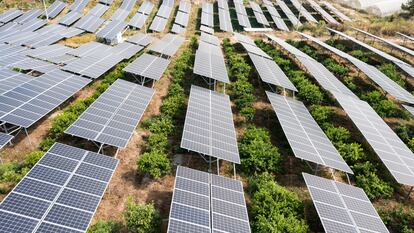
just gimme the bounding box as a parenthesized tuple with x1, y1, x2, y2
(223, 38, 256, 122)
(255, 40, 394, 200)
(248, 173, 309, 233)
(379, 204, 414, 233)
(136, 38, 197, 178)
(88, 198, 161, 233)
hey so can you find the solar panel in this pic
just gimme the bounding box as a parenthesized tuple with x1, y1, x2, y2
(322, 1, 351, 22)
(266, 34, 361, 98)
(148, 33, 185, 57)
(200, 25, 214, 34)
(137, 0, 154, 15)
(0, 70, 90, 128)
(26, 44, 74, 62)
(0, 68, 33, 95)
(123, 53, 170, 80)
(111, 9, 130, 21)
(63, 52, 124, 79)
(65, 79, 154, 148)
(0, 142, 118, 233)
(236, 13, 251, 28)
(129, 12, 148, 28)
(240, 42, 272, 59)
(167, 166, 251, 233)
(100, 0, 113, 5)
(179, 1, 192, 13)
(112, 42, 144, 59)
(200, 32, 220, 46)
(303, 173, 389, 233)
(267, 92, 353, 173)
(305, 0, 339, 25)
(0, 45, 28, 68)
(126, 33, 154, 46)
(202, 2, 214, 15)
(248, 53, 296, 91)
(69, 0, 89, 12)
(171, 24, 186, 34)
(218, 8, 233, 32)
(181, 86, 239, 163)
(88, 3, 109, 17)
(201, 11, 214, 27)
(14, 18, 47, 32)
(290, 0, 318, 23)
(263, 1, 289, 31)
(275, 0, 302, 27)
(0, 9, 23, 23)
(44, 0, 67, 19)
(335, 90, 414, 185)
(120, 0, 136, 11)
(157, 5, 173, 19)
(325, 29, 414, 104)
(353, 28, 414, 65)
(74, 14, 105, 32)
(403, 105, 414, 117)
(0, 132, 13, 149)
(217, 0, 229, 10)
(250, 2, 270, 27)
(234, 32, 255, 46)
(14, 58, 58, 73)
(175, 11, 189, 27)
(67, 41, 112, 57)
(194, 49, 229, 84)
(163, 0, 175, 7)
(14, 9, 42, 24)
(149, 16, 168, 32)
(36, 24, 83, 38)
(398, 32, 414, 42)
(58, 11, 82, 26)
(96, 20, 127, 42)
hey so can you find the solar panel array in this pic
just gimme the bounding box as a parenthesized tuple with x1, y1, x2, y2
(100, 0, 113, 5)
(0, 68, 33, 95)
(0, 9, 23, 24)
(267, 92, 353, 173)
(181, 86, 239, 163)
(65, 79, 154, 148)
(266, 34, 359, 98)
(129, 12, 149, 29)
(138, 0, 154, 14)
(262, 0, 289, 31)
(168, 166, 251, 233)
(25, 44, 75, 64)
(88, 3, 109, 17)
(96, 20, 127, 43)
(305, 0, 339, 25)
(69, 0, 89, 12)
(249, 1, 270, 27)
(110, 9, 130, 21)
(14, 57, 58, 73)
(290, 0, 318, 23)
(398, 32, 414, 42)
(14, 9, 42, 24)
(126, 33, 154, 46)
(172, 1, 191, 34)
(303, 173, 389, 233)
(44, 0, 67, 19)
(58, 11, 82, 26)
(119, 0, 136, 11)
(216, 0, 232, 32)
(0, 142, 118, 233)
(325, 28, 414, 104)
(276, 0, 302, 27)
(0, 70, 90, 128)
(353, 28, 414, 72)
(63, 52, 124, 79)
(200, 25, 214, 35)
(148, 33, 185, 57)
(233, 0, 251, 28)
(334, 91, 414, 186)
(149, 0, 173, 32)
(0, 44, 29, 68)
(0, 132, 13, 149)
(322, 1, 351, 22)
(200, 32, 220, 46)
(403, 105, 414, 117)
(123, 53, 170, 80)
(201, 2, 214, 30)
(74, 14, 105, 32)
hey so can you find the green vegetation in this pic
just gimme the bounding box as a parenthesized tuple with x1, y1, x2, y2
(137, 38, 196, 178)
(223, 38, 256, 122)
(378, 63, 405, 87)
(380, 205, 414, 233)
(361, 91, 406, 118)
(123, 198, 161, 233)
(249, 173, 308, 233)
(239, 125, 281, 174)
(87, 221, 121, 233)
(402, 0, 414, 17)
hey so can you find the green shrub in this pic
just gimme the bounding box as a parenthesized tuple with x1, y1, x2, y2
(249, 173, 308, 233)
(361, 91, 404, 118)
(290, 74, 324, 105)
(144, 116, 175, 136)
(24, 151, 45, 168)
(338, 143, 366, 164)
(378, 63, 405, 87)
(137, 150, 171, 178)
(123, 199, 161, 233)
(146, 134, 169, 152)
(350, 50, 369, 63)
(87, 220, 121, 233)
(379, 206, 414, 233)
(323, 58, 349, 77)
(239, 126, 281, 174)
(324, 124, 351, 145)
(352, 162, 394, 200)
(160, 94, 185, 118)
(396, 123, 414, 142)
(310, 105, 334, 124)
(343, 76, 358, 91)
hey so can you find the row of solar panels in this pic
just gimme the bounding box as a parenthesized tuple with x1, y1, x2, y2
(171, 0, 192, 34)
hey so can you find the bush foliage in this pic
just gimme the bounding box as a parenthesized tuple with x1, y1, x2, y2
(123, 199, 161, 233)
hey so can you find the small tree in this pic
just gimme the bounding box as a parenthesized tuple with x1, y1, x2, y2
(137, 150, 171, 178)
(123, 198, 161, 233)
(87, 220, 120, 233)
(402, 0, 414, 16)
